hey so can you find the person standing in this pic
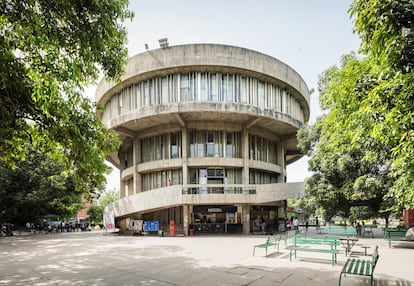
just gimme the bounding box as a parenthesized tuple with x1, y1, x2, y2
(26, 222, 31, 232)
(286, 218, 292, 231)
(293, 217, 299, 232)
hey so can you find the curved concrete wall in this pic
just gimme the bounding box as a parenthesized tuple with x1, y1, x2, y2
(96, 43, 310, 121)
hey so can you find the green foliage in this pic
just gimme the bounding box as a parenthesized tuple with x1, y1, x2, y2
(0, 146, 83, 224)
(350, 0, 414, 73)
(87, 190, 119, 224)
(0, 0, 132, 192)
(299, 0, 414, 218)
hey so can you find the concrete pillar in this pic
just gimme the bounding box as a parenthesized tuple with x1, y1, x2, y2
(120, 179, 126, 198)
(182, 127, 188, 192)
(242, 204, 250, 234)
(183, 205, 189, 236)
(133, 138, 142, 194)
(277, 142, 286, 183)
(242, 125, 249, 185)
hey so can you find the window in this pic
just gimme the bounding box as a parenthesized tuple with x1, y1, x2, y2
(142, 132, 182, 162)
(258, 81, 265, 107)
(249, 135, 277, 163)
(207, 131, 214, 157)
(240, 77, 247, 103)
(117, 93, 122, 115)
(161, 77, 168, 103)
(200, 73, 208, 101)
(208, 74, 217, 101)
(180, 74, 189, 101)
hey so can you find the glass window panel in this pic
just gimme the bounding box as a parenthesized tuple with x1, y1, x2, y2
(240, 77, 247, 103)
(214, 131, 222, 157)
(149, 79, 155, 105)
(221, 74, 227, 101)
(190, 73, 197, 101)
(207, 131, 214, 157)
(180, 74, 189, 101)
(197, 131, 205, 157)
(161, 77, 168, 103)
(227, 75, 234, 102)
(258, 81, 265, 107)
(226, 133, 233, 158)
(171, 133, 178, 158)
(209, 74, 217, 101)
(200, 73, 208, 101)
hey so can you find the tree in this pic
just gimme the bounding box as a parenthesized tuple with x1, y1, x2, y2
(0, 146, 83, 224)
(348, 0, 414, 207)
(297, 1, 414, 220)
(298, 53, 398, 221)
(87, 189, 119, 225)
(0, 1, 133, 193)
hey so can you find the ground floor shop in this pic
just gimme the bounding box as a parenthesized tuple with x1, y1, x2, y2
(116, 201, 288, 235)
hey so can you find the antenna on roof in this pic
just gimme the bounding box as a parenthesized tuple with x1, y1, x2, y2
(159, 38, 169, 48)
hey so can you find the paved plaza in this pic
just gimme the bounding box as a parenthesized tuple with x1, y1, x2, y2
(0, 228, 413, 286)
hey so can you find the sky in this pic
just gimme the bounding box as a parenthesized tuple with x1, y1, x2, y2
(97, 0, 362, 190)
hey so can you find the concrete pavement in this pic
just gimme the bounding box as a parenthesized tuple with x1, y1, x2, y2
(0, 228, 413, 285)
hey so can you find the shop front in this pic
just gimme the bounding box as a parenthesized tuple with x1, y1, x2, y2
(193, 205, 242, 234)
(250, 205, 280, 234)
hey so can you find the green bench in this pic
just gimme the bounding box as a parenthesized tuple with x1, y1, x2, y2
(338, 245, 379, 286)
(384, 228, 413, 248)
(325, 227, 357, 237)
(281, 230, 298, 248)
(253, 235, 281, 256)
(287, 237, 340, 266)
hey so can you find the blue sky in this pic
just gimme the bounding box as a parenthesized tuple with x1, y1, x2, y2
(98, 0, 362, 190)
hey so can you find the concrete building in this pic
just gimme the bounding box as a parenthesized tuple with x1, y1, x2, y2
(96, 43, 310, 235)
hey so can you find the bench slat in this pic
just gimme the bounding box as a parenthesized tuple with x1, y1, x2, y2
(338, 245, 379, 286)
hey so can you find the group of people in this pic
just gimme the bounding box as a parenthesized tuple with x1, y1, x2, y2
(285, 217, 300, 232)
(24, 221, 91, 234)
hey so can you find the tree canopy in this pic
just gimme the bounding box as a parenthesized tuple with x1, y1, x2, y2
(0, 0, 133, 193)
(298, 0, 414, 220)
(87, 189, 119, 225)
(0, 146, 83, 224)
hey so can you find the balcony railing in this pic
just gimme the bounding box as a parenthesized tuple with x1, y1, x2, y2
(182, 184, 256, 195)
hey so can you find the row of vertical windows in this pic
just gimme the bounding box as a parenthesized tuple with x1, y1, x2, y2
(249, 169, 278, 184)
(140, 167, 278, 192)
(188, 130, 242, 158)
(103, 72, 305, 123)
(188, 168, 242, 184)
(142, 169, 182, 192)
(141, 132, 182, 163)
(139, 132, 278, 164)
(249, 135, 278, 164)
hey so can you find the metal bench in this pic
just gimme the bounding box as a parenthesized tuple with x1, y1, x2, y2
(253, 235, 281, 256)
(280, 230, 298, 248)
(325, 227, 357, 237)
(338, 245, 379, 286)
(384, 228, 413, 248)
(287, 237, 340, 266)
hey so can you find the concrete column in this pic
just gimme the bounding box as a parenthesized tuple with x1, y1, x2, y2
(242, 125, 249, 185)
(183, 205, 189, 236)
(277, 142, 286, 183)
(120, 179, 126, 198)
(133, 138, 142, 194)
(182, 127, 188, 191)
(242, 204, 250, 234)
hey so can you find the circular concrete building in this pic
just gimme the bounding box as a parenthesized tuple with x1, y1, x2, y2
(97, 43, 310, 235)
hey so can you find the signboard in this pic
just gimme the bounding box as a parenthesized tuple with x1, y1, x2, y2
(144, 221, 159, 231)
(103, 211, 115, 230)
